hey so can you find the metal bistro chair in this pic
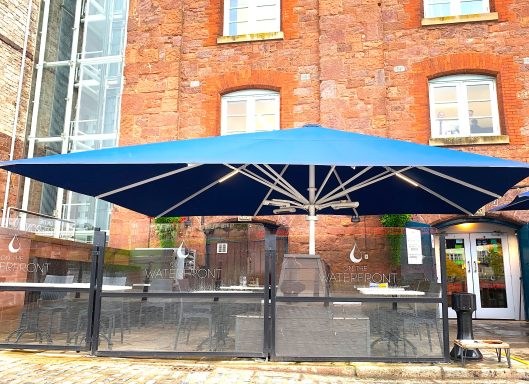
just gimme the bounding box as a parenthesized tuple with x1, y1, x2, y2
(174, 279, 215, 351)
(139, 279, 174, 327)
(5, 275, 74, 344)
(38, 275, 75, 341)
(69, 276, 129, 348)
(101, 276, 129, 343)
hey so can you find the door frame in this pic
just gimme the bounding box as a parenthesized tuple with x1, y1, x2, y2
(441, 231, 518, 320)
(469, 233, 514, 319)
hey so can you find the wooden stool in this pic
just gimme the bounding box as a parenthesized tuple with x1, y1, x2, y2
(453, 339, 511, 368)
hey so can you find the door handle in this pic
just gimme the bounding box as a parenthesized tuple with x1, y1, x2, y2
(473, 261, 478, 272)
(467, 261, 471, 272)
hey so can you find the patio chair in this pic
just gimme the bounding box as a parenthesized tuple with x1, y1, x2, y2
(38, 275, 75, 339)
(101, 276, 129, 343)
(174, 279, 215, 351)
(68, 276, 129, 348)
(139, 278, 174, 327)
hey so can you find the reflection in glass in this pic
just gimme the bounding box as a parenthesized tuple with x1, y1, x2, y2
(433, 86, 457, 103)
(36, 67, 70, 138)
(428, 2, 451, 17)
(275, 302, 442, 358)
(43, 0, 76, 62)
(445, 238, 468, 308)
(475, 238, 507, 308)
(98, 296, 264, 353)
(460, 0, 484, 15)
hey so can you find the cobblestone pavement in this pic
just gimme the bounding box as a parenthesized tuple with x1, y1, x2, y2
(0, 351, 527, 384)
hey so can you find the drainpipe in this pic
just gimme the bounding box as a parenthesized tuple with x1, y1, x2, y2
(1, 0, 34, 227)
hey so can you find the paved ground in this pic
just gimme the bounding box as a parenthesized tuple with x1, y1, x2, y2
(0, 320, 527, 383)
(0, 347, 527, 384)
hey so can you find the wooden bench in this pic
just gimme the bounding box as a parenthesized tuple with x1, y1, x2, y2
(454, 339, 511, 368)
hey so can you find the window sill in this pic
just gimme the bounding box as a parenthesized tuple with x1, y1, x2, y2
(429, 135, 510, 147)
(217, 31, 284, 44)
(421, 12, 499, 26)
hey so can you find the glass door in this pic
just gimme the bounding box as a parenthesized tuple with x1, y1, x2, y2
(445, 235, 472, 318)
(444, 234, 515, 319)
(469, 234, 514, 319)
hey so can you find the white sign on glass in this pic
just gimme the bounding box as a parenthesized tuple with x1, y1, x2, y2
(406, 228, 423, 265)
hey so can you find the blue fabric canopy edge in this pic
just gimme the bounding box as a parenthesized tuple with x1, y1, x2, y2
(3, 126, 529, 168)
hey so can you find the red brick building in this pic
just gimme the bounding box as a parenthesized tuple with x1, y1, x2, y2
(3, 1, 529, 322)
(99, 1, 528, 320)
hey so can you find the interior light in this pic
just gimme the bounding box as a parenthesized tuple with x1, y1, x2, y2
(273, 207, 296, 214)
(330, 201, 360, 210)
(395, 173, 419, 187)
(457, 223, 475, 230)
(263, 199, 292, 208)
(218, 170, 239, 183)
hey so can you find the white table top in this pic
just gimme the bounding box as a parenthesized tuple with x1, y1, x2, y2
(193, 290, 259, 294)
(0, 282, 132, 291)
(357, 287, 425, 296)
(219, 285, 263, 291)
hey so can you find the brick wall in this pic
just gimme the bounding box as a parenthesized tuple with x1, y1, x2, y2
(0, 0, 39, 216)
(111, 0, 529, 252)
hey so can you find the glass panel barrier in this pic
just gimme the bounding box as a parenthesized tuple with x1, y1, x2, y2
(0, 291, 90, 347)
(97, 296, 264, 353)
(0, 230, 95, 348)
(275, 301, 443, 359)
(276, 227, 441, 299)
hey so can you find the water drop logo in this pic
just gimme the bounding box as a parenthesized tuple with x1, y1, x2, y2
(349, 241, 362, 263)
(8, 235, 21, 254)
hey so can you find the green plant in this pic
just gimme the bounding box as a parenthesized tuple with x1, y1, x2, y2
(380, 214, 412, 228)
(380, 214, 412, 267)
(154, 217, 181, 248)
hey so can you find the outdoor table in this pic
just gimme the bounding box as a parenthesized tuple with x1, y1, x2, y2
(219, 285, 263, 291)
(0, 282, 132, 291)
(454, 339, 511, 368)
(358, 287, 424, 309)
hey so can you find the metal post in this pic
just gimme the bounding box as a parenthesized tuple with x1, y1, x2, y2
(264, 225, 277, 359)
(307, 165, 317, 255)
(87, 228, 106, 354)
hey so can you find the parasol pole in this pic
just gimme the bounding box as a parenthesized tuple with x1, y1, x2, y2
(307, 165, 317, 255)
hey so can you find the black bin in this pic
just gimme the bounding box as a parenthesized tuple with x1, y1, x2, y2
(450, 292, 482, 360)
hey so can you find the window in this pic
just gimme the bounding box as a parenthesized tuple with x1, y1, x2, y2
(424, 0, 489, 18)
(223, 0, 281, 36)
(217, 243, 228, 254)
(20, 0, 129, 241)
(221, 90, 280, 135)
(429, 75, 500, 138)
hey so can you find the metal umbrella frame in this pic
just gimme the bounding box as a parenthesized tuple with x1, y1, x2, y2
(3, 125, 529, 254)
(490, 191, 529, 212)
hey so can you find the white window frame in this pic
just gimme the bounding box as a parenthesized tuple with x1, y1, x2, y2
(221, 89, 280, 136)
(217, 243, 228, 254)
(428, 74, 501, 139)
(424, 0, 490, 18)
(223, 0, 281, 37)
